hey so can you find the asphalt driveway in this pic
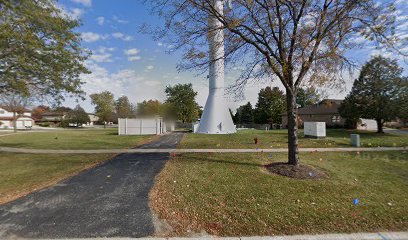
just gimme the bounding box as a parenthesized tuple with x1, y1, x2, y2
(0, 132, 184, 239)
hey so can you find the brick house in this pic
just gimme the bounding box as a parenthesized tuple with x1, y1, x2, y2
(281, 99, 345, 127)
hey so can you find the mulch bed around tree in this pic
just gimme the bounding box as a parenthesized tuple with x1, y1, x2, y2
(264, 162, 328, 179)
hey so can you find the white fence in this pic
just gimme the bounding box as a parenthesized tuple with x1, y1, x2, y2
(118, 118, 166, 135)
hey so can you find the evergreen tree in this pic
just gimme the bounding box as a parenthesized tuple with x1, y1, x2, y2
(254, 87, 286, 124)
(339, 56, 405, 133)
(234, 102, 254, 124)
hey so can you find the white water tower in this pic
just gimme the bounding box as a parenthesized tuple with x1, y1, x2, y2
(196, 0, 236, 134)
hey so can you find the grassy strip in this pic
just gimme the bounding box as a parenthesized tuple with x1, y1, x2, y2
(178, 129, 408, 149)
(150, 151, 408, 236)
(0, 128, 156, 149)
(0, 153, 114, 204)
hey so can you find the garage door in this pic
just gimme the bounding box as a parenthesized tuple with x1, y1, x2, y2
(16, 121, 24, 128)
(24, 120, 32, 127)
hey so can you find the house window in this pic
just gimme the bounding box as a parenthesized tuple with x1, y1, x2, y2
(332, 115, 341, 123)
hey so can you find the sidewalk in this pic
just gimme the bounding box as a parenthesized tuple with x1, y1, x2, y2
(0, 146, 405, 154)
(30, 231, 408, 240)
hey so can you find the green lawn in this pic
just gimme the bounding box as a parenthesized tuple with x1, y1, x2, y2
(151, 151, 408, 236)
(178, 129, 408, 149)
(0, 129, 155, 149)
(0, 153, 113, 204)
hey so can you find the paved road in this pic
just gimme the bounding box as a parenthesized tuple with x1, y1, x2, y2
(0, 133, 184, 239)
(384, 128, 408, 135)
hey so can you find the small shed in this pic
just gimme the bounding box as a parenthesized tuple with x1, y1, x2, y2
(118, 117, 167, 135)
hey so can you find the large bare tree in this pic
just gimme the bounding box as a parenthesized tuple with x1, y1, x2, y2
(143, 0, 406, 165)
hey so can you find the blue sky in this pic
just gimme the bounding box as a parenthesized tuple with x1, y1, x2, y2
(58, 0, 408, 113)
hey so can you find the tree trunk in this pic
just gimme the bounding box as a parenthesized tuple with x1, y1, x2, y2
(13, 112, 17, 133)
(376, 119, 384, 133)
(286, 93, 300, 166)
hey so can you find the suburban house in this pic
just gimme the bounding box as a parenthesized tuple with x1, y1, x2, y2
(281, 99, 345, 128)
(87, 113, 99, 126)
(36, 111, 99, 126)
(39, 111, 66, 123)
(0, 106, 35, 129)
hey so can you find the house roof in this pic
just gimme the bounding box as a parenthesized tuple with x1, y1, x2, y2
(0, 117, 13, 121)
(42, 112, 65, 117)
(0, 105, 31, 112)
(0, 115, 34, 121)
(282, 99, 343, 116)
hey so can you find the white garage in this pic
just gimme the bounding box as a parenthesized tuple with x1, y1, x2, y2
(0, 116, 34, 129)
(16, 117, 33, 128)
(118, 118, 167, 135)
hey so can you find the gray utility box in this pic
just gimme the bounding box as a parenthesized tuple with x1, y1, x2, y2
(304, 122, 326, 138)
(350, 134, 360, 147)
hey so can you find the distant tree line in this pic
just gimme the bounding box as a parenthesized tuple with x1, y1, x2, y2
(232, 87, 321, 125)
(27, 83, 202, 128)
(89, 83, 202, 127)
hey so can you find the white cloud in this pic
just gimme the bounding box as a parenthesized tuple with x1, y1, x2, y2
(144, 81, 161, 87)
(90, 47, 115, 63)
(124, 48, 140, 55)
(112, 32, 134, 41)
(81, 32, 107, 42)
(70, 8, 85, 18)
(351, 35, 367, 44)
(128, 56, 142, 61)
(90, 53, 112, 63)
(96, 16, 105, 26)
(145, 65, 154, 72)
(396, 21, 408, 32)
(113, 15, 129, 24)
(82, 63, 143, 97)
(98, 47, 115, 53)
(71, 0, 92, 7)
(124, 48, 141, 61)
(77, 62, 167, 110)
